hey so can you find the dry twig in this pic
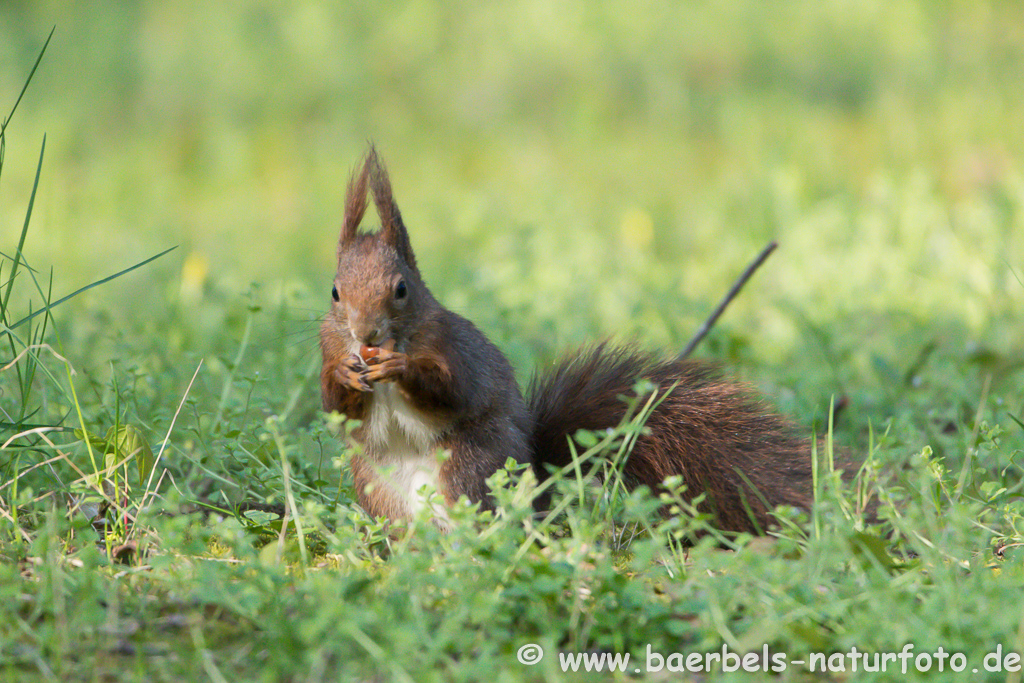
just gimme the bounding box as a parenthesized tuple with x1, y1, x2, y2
(679, 241, 778, 359)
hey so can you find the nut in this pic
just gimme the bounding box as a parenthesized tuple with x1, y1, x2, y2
(359, 339, 395, 362)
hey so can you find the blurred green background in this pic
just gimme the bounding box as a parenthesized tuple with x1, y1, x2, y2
(2, 1, 1021, 399)
(4, 6, 1023, 678)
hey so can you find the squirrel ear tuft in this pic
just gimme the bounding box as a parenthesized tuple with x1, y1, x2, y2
(340, 152, 371, 250)
(366, 147, 417, 269)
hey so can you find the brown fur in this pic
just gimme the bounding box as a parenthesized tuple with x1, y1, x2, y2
(322, 148, 823, 535)
(349, 456, 409, 522)
(340, 157, 370, 251)
(321, 148, 531, 524)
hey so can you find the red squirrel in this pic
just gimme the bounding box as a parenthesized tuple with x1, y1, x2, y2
(320, 148, 817, 535)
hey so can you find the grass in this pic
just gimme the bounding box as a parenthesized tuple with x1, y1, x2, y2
(2, 2, 1024, 681)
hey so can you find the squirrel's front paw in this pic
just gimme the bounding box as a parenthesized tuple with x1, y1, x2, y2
(333, 354, 372, 392)
(362, 349, 409, 384)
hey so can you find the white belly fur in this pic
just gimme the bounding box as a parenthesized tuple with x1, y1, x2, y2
(364, 383, 449, 523)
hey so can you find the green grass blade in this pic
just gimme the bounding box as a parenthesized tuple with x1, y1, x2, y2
(4, 246, 178, 334)
(0, 27, 54, 139)
(954, 373, 991, 501)
(1, 135, 45, 323)
(0, 253, 38, 274)
(1007, 261, 1023, 290)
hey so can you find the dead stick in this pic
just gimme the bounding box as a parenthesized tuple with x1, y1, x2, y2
(678, 240, 778, 360)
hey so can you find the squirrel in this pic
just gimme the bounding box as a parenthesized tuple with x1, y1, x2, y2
(320, 148, 820, 536)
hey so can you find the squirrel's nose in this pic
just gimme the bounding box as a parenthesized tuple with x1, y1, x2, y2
(347, 306, 388, 346)
(360, 328, 387, 347)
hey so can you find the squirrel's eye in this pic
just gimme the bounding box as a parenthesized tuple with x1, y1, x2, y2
(395, 279, 407, 300)
(331, 285, 339, 302)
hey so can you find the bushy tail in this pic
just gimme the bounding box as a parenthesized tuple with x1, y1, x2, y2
(526, 344, 815, 534)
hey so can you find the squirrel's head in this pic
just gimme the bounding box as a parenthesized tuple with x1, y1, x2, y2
(325, 147, 427, 350)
